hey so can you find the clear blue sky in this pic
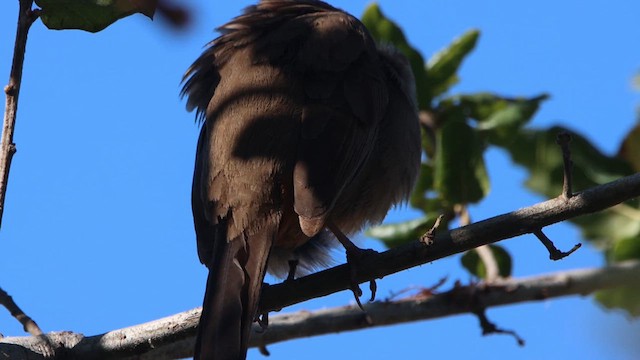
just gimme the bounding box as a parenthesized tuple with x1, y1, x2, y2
(1, 1, 639, 359)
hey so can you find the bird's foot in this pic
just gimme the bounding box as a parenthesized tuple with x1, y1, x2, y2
(255, 312, 269, 333)
(327, 221, 378, 310)
(346, 246, 378, 310)
(285, 259, 299, 282)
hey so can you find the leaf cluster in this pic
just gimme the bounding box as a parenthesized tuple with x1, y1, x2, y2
(362, 3, 640, 316)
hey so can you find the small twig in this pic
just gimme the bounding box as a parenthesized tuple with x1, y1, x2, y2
(475, 245, 500, 282)
(473, 307, 525, 346)
(386, 277, 448, 301)
(420, 214, 444, 245)
(455, 204, 471, 226)
(556, 132, 573, 199)
(533, 229, 581, 260)
(0, 286, 42, 336)
(456, 206, 501, 282)
(611, 203, 640, 221)
(1, 0, 39, 230)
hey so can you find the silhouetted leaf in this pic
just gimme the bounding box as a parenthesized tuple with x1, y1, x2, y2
(434, 110, 490, 205)
(497, 126, 632, 196)
(455, 93, 548, 139)
(618, 122, 640, 172)
(610, 236, 640, 262)
(594, 236, 640, 317)
(573, 210, 640, 248)
(410, 163, 434, 211)
(425, 30, 479, 101)
(497, 126, 638, 246)
(461, 244, 512, 279)
(36, 0, 156, 32)
(361, 4, 429, 109)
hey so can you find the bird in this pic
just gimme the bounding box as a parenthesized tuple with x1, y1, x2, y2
(181, 1, 421, 359)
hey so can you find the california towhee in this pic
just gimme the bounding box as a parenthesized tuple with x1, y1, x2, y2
(182, 1, 421, 359)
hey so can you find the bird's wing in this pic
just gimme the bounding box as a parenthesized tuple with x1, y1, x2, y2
(246, 4, 390, 236)
(185, 1, 390, 241)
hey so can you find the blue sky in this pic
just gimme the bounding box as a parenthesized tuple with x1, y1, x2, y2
(1, 1, 639, 359)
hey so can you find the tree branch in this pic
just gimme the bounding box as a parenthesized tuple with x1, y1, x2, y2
(254, 260, 640, 349)
(0, 287, 42, 336)
(1, 0, 38, 230)
(259, 172, 640, 313)
(2, 261, 639, 359)
(556, 132, 574, 199)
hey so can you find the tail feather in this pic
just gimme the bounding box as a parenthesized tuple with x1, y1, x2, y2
(195, 224, 276, 360)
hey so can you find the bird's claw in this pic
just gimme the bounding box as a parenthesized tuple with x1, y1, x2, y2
(285, 259, 299, 282)
(346, 247, 378, 309)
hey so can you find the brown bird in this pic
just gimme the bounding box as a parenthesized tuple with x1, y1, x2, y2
(182, 1, 421, 359)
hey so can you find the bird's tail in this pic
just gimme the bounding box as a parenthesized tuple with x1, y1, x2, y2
(195, 224, 276, 360)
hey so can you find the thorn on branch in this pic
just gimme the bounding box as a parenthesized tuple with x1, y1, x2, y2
(421, 214, 444, 245)
(473, 307, 525, 346)
(556, 132, 574, 199)
(533, 229, 582, 260)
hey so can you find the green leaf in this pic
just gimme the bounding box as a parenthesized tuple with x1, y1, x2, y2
(366, 215, 445, 248)
(595, 286, 640, 317)
(361, 4, 429, 109)
(633, 73, 640, 91)
(618, 122, 640, 172)
(425, 29, 480, 101)
(573, 210, 640, 248)
(461, 245, 512, 279)
(452, 93, 548, 137)
(36, 0, 156, 33)
(610, 236, 640, 262)
(497, 126, 638, 245)
(497, 126, 633, 197)
(595, 235, 640, 317)
(409, 163, 434, 210)
(594, 236, 640, 317)
(434, 111, 490, 204)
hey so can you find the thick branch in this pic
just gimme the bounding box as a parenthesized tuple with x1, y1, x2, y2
(1, 0, 38, 229)
(259, 172, 640, 313)
(2, 261, 639, 359)
(0, 309, 201, 360)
